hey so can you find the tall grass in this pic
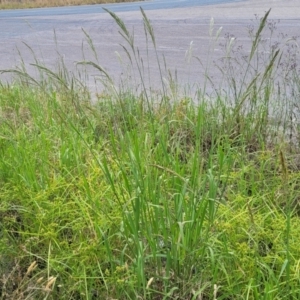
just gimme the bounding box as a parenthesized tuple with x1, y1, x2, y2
(1, 8, 300, 300)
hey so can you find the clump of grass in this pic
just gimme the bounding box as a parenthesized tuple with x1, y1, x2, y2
(0, 0, 137, 10)
(1, 8, 300, 300)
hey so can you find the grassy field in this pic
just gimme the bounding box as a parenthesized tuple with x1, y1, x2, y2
(0, 0, 136, 10)
(1, 8, 300, 300)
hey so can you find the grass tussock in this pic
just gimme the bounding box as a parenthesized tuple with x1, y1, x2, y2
(0, 0, 136, 10)
(1, 8, 300, 300)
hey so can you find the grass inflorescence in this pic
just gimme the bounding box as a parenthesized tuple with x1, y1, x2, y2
(1, 8, 300, 300)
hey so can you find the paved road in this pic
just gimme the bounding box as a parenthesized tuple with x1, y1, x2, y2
(0, 0, 243, 38)
(0, 0, 243, 17)
(0, 0, 299, 94)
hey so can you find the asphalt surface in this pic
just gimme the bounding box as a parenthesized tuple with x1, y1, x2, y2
(0, 0, 244, 38)
(0, 0, 299, 94)
(0, 0, 243, 17)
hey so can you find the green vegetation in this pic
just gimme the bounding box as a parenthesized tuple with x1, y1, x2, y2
(0, 0, 136, 10)
(1, 8, 300, 299)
